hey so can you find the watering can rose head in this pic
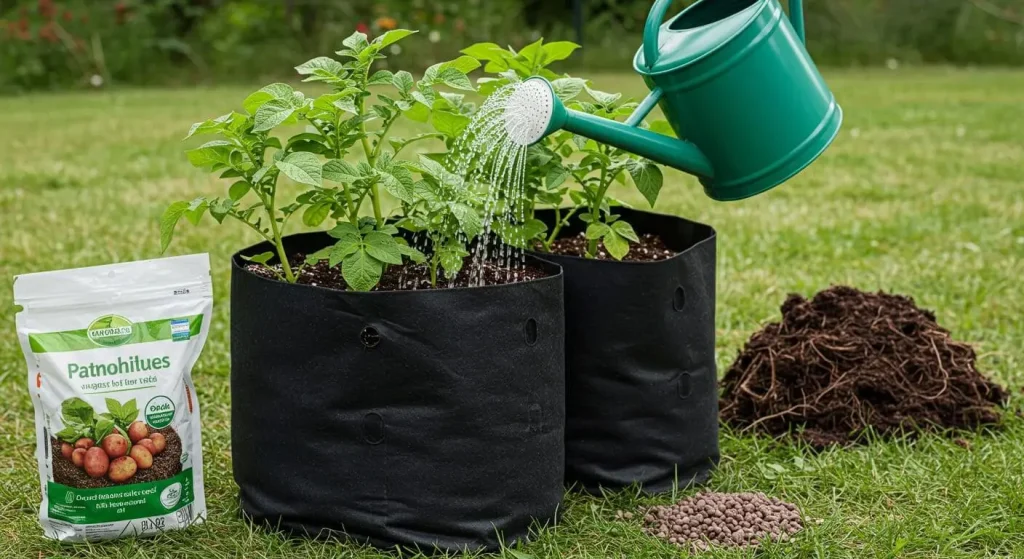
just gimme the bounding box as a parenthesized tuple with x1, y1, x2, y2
(506, 0, 842, 202)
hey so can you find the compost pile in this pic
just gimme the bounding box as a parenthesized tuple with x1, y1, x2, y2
(641, 492, 802, 551)
(720, 286, 1007, 447)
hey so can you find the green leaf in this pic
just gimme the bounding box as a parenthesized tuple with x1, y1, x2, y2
(243, 83, 294, 114)
(405, 102, 431, 123)
(497, 219, 548, 248)
(184, 112, 232, 140)
(603, 230, 630, 260)
(364, 232, 403, 265)
(392, 71, 415, 94)
(328, 222, 360, 239)
(121, 399, 139, 423)
(551, 77, 587, 101)
(436, 67, 474, 91)
(329, 237, 361, 267)
(159, 201, 189, 253)
(208, 197, 234, 223)
(322, 159, 360, 183)
(648, 120, 676, 138)
(628, 160, 664, 207)
(611, 220, 640, 242)
(432, 110, 470, 139)
(373, 29, 417, 49)
(93, 416, 115, 443)
(305, 247, 332, 265)
(56, 425, 84, 443)
(397, 243, 426, 264)
(242, 251, 275, 265)
(584, 85, 622, 107)
(368, 70, 395, 86)
(184, 197, 208, 225)
(521, 219, 549, 241)
(295, 56, 344, 76)
(543, 41, 581, 63)
(341, 31, 369, 51)
(586, 222, 611, 240)
(517, 38, 545, 68)
(545, 166, 568, 189)
(275, 152, 323, 186)
(228, 181, 251, 201)
(379, 168, 416, 203)
(302, 201, 331, 227)
(342, 249, 383, 291)
(438, 246, 468, 279)
(460, 42, 505, 61)
(477, 77, 511, 97)
(186, 140, 234, 169)
(253, 99, 296, 133)
(61, 398, 94, 426)
(442, 55, 482, 75)
(449, 203, 482, 238)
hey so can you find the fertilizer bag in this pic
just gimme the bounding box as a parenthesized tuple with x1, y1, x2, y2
(14, 254, 211, 541)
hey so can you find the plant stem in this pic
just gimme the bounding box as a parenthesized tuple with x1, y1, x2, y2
(546, 206, 579, 249)
(356, 67, 385, 230)
(228, 212, 275, 244)
(370, 183, 384, 227)
(587, 164, 610, 258)
(341, 187, 359, 225)
(429, 256, 438, 288)
(265, 189, 295, 283)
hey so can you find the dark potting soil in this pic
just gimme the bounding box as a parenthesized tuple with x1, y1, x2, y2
(720, 286, 1008, 447)
(51, 427, 183, 488)
(640, 492, 803, 551)
(541, 232, 676, 262)
(246, 253, 551, 291)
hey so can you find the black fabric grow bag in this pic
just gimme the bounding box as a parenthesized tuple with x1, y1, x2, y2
(532, 208, 719, 494)
(230, 232, 566, 553)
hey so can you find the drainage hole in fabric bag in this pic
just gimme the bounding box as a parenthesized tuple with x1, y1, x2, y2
(673, 286, 686, 312)
(524, 318, 538, 346)
(678, 372, 693, 399)
(360, 326, 381, 348)
(362, 413, 385, 444)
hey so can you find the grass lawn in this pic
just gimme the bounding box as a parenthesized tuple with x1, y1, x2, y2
(1, 67, 1024, 558)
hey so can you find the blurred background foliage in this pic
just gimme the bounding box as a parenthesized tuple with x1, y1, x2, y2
(2, 0, 1023, 93)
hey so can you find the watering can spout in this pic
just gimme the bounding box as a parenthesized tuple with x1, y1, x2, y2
(548, 89, 715, 179)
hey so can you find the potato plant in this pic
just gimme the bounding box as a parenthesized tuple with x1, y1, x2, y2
(163, 29, 490, 291)
(459, 39, 667, 260)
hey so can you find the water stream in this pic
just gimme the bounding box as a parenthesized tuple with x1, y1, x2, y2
(443, 82, 536, 287)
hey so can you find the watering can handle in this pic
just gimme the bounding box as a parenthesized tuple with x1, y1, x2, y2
(642, 0, 675, 70)
(643, 0, 806, 69)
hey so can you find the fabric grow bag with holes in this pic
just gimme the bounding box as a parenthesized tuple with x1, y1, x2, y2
(530, 208, 719, 494)
(229, 232, 566, 553)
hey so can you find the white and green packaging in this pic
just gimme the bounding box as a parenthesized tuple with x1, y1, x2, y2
(14, 254, 211, 541)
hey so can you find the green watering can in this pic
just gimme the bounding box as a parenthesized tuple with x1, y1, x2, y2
(505, 0, 842, 201)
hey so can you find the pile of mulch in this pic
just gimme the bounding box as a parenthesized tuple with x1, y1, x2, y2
(247, 254, 550, 291)
(720, 286, 1008, 447)
(543, 232, 676, 261)
(51, 427, 183, 488)
(640, 492, 803, 551)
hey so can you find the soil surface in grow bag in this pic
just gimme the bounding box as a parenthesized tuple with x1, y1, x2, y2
(247, 254, 550, 290)
(542, 232, 676, 261)
(720, 286, 1007, 447)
